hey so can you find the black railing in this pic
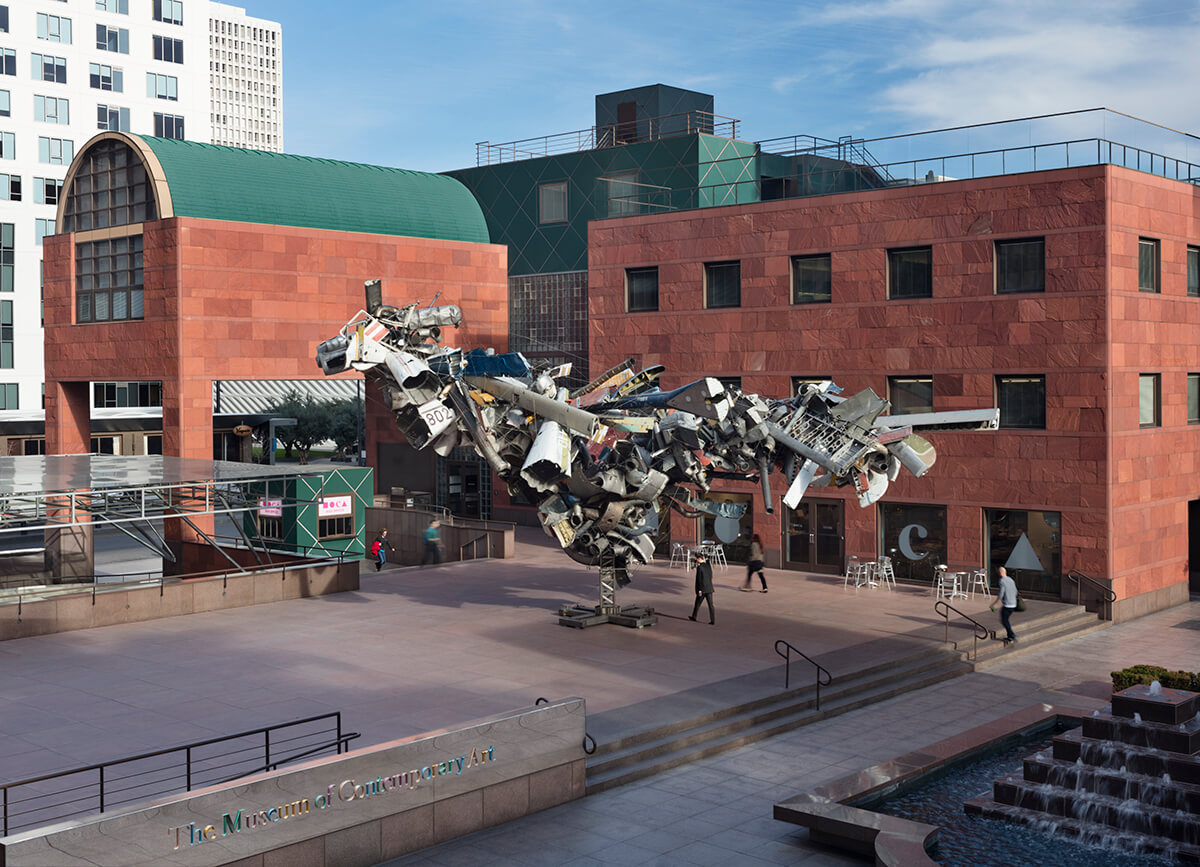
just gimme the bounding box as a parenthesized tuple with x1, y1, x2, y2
(774, 639, 832, 703)
(0, 712, 359, 837)
(934, 600, 993, 660)
(1066, 569, 1117, 621)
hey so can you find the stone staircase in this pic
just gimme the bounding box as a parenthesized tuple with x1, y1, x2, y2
(585, 603, 1111, 794)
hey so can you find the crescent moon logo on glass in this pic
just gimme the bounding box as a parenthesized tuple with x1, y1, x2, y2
(899, 523, 929, 560)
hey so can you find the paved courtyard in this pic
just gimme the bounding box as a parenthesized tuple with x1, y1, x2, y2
(0, 527, 1196, 864)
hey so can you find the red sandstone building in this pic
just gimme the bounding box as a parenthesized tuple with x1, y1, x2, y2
(589, 161, 1200, 620)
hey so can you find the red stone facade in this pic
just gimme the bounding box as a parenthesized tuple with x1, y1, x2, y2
(43, 216, 508, 470)
(588, 164, 1200, 619)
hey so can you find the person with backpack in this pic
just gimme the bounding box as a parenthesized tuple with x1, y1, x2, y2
(371, 529, 394, 571)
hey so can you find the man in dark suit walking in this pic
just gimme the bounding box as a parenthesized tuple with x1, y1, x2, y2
(688, 552, 716, 625)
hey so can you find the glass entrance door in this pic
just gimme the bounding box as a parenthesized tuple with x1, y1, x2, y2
(785, 499, 843, 573)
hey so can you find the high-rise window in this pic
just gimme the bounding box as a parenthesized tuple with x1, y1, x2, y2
(1138, 238, 1160, 292)
(34, 95, 69, 124)
(146, 72, 177, 100)
(0, 89, 7, 115)
(0, 49, 12, 77)
(97, 104, 130, 131)
(0, 8, 8, 34)
(34, 177, 59, 205)
(1139, 373, 1160, 428)
(96, 24, 129, 54)
(76, 235, 144, 323)
(888, 376, 934, 414)
(0, 223, 11, 293)
(538, 181, 566, 223)
(1188, 246, 1199, 298)
(153, 35, 184, 63)
(626, 267, 658, 312)
(1188, 373, 1200, 424)
(888, 246, 932, 299)
(0, 300, 11, 367)
(0, 383, 16, 409)
(38, 136, 73, 165)
(996, 374, 1046, 429)
(89, 63, 123, 92)
(0, 131, 13, 159)
(32, 54, 67, 84)
(35, 219, 54, 245)
(0, 173, 18, 201)
(995, 238, 1045, 294)
(37, 14, 72, 44)
(94, 381, 161, 407)
(96, 0, 130, 13)
(704, 260, 740, 308)
(153, 112, 184, 139)
(792, 254, 832, 304)
(154, 0, 184, 25)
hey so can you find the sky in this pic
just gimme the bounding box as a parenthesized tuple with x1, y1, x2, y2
(241, 0, 1200, 173)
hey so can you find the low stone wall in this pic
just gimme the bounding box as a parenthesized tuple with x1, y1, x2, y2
(0, 559, 359, 641)
(0, 698, 586, 867)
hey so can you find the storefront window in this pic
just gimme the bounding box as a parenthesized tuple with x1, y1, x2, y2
(984, 508, 1061, 595)
(879, 502, 947, 582)
(699, 492, 752, 563)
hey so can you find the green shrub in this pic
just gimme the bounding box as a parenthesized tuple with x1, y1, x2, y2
(1110, 664, 1200, 692)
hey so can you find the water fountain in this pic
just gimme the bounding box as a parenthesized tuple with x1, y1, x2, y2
(965, 682, 1200, 860)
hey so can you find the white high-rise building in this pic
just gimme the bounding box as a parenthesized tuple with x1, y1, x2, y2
(0, 0, 281, 434)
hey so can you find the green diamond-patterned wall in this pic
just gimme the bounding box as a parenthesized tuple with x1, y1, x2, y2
(244, 466, 373, 558)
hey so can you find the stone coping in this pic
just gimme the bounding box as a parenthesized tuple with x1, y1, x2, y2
(773, 697, 1103, 867)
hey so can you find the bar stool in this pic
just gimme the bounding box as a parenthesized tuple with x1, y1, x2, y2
(875, 555, 896, 590)
(966, 568, 990, 598)
(933, 564, 954, 599)
(701, 541, 728, 570)
(844, 556, 866, 591)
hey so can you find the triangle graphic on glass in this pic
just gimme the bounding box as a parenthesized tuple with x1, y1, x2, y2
(1005, 533, 1045, 573)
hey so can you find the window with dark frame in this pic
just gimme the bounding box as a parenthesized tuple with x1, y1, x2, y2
(538, 181, 566, 224)
(153, 111, 184, 139)
(1188, 246, 1199, 297)
(0, 49, 13, 77)
(258, 515, 282, 540)
(791, 253, 831, 304)
(89, 63, 122, 92)
(1139, 373, 1161, 428)
(0, 8, 8, 35)
(32, 53, 67, 83)
(0, 173, 18, 201)
(888, 375, 933, 414)
(888, 246, 932, 299)
(1138, 238, 1160, 292)
(0, 222, 11, 293)
(626, 266, 658, 312)
(996, 374, 1045, 429)
(995, 238, 1044, 294)
(705, 260, 740, 308)
(0, 299, 11, 368)
(1189, 373, 1200, 424)
(792, 376, 832, 397)
(318, 514, 354, 539)
(75, 235, 143, 323)
(62, 139, 156, 232)
(93, 381, 161, 408)
(153, 35, 183, 63)
(96, 24, 129, 54)
(153, 0, 184, 25)
(0, 382, 15, 409)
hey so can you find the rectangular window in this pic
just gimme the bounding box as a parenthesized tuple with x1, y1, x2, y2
(153, 35, 184, 63)
(0, 173, 19, 201)
(93, 381, 161, 408)
(0, 49, 12, 77)
(96, 104, 130, 131)
(0, 8, 7, 34)
(880, 502, 947, 583)
(888, 246, 932, 299)
(154, 0, 184, 25)
(146, 72, 178, 100)
(605, 171, 639, 217)
(90, 436, 119, 455)
(31, 54, 67, 84)
(1138, 238, 1160, 292)
(75, 234, 144, 323)
(0, 382, 16, 409)
(38, 136, 73, 165)
(258, 514, 282, 540)
(96, 24, 129, 54)
(995, 237, 1045, 294)
(996, 374, 1046, 429)
(34, 95, 69, 124)
(1188, 246, 1199, 298)
(0, 89, 7, 115)
(37, 14, 72, 44)
(0, 299, 11, 368)
(792, 254, 832, 304)
(715, 376, 742, 393)
(0, 131, 12, 159)
(792, 376, 833, 397)
(144, 434, 163, 455)
(1189, 373, 1200, 424)
(153, 112, 184, 140)
(89, 63, 123, 92)
(985, 508, 1061, 594)
(0, 223, 10, 293)
(538, 181, 566, 223)
(888, 375, 934, 414)
(1139, 373, 1161, 428)
(626, 266, 658, 312)
(96, 0, 130, 13)
(22, 438, 46, 456)
(704, 260, 741, 308)
(35, 219, 54, 245)
(34, 177, 60, 205)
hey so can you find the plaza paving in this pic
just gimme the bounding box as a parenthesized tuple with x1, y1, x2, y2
(0, 527, 1197, 864)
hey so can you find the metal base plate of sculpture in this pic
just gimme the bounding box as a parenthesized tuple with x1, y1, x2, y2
(316, 282, 998, 628)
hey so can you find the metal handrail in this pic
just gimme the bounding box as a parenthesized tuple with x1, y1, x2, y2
(773, 639, 833, 703)
(0, 712, 356, 836)
(1066, 569, 1116, 621)
(459, 533, 492, 561)
(934, 600, 993, 660)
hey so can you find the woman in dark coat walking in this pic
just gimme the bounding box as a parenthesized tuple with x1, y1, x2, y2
(688, 552, 715, 625)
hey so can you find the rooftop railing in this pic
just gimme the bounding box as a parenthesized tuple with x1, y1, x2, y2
(475, 110, 741, 165)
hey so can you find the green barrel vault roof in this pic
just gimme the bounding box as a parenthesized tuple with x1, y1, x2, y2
(136, 136, 490, 243)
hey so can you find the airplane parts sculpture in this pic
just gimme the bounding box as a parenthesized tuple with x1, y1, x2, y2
(316, 282, 998, 627)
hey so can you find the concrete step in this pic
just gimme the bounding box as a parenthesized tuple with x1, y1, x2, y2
(972, 606, 1111, 668)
